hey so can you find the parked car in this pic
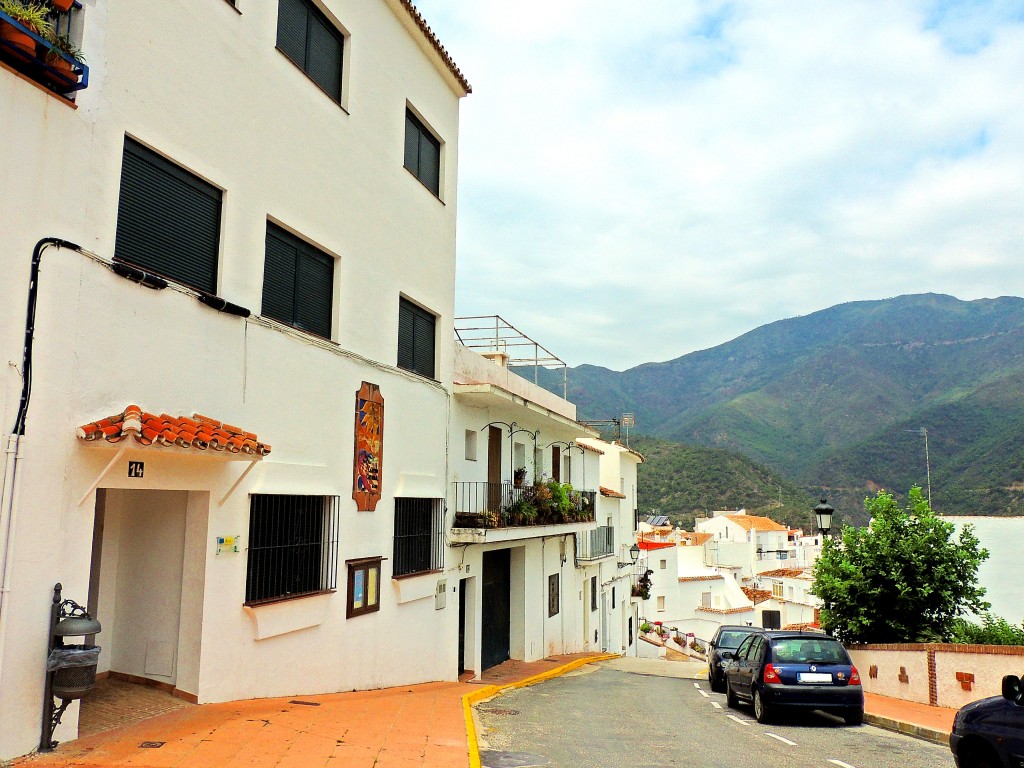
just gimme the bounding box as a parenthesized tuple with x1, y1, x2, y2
(707, 625, 757, 693)
(949, 673, 1024, 768)
(724, 630, 864, 725)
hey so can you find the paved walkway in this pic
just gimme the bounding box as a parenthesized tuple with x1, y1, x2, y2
(13, 654, 958, 767)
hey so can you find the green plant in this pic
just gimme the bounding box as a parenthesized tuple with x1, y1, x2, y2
(0, 0, 53, 35)
(639, 622, 652, 633)
(545, 480, 574, 521)
(950, 612, 1024, 645)
(44, 31, 84, 62)
(812, 487, 989, 643)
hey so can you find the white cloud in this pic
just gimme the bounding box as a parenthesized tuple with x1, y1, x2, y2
(417, 0, 1024, 369)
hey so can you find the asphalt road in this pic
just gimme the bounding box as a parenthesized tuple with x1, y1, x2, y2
(476, 662, 953, 768)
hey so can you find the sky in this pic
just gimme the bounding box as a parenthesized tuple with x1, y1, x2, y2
(416, 0, 1024, 371)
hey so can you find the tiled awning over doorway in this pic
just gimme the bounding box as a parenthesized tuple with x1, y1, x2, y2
(77, 405, 271, 456)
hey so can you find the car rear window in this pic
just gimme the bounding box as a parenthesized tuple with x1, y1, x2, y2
(718, 630, 751, 649)
(771, 637, 849, 664)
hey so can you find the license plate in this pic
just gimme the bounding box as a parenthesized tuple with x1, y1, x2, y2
(797, 672, 832, 683)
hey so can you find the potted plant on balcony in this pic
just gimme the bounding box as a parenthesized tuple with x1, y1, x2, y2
(40, 30, 83, 87)
(513, 466, 527, 487)
(0, 0, 52, 58)
(51, 0, 73, 13)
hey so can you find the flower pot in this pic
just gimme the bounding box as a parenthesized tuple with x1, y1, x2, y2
(0, 20, 36, 57)
(52, 0, 74, 11)
(42, 54, 78, 87)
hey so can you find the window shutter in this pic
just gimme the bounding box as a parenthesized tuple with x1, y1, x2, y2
(398, 300, 416, 371)
(305, 12, 342, 100)
(276, 0, 307, 70)
(418, 131, 441, 196)
(295, 248, 333, 337)
(115, 138, 220, 294)
(413, 310, 435, 378)
(262, 229, 297, 325)
(404, 113, 420, 175)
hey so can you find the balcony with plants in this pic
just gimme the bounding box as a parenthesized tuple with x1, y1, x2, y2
(0, 0, 88, 98)
(451, 479, 597, 543)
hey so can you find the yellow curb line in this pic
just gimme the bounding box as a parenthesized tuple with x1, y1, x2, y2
(462, 654, 620, 768)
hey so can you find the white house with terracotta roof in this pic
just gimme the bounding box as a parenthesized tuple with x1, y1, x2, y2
(0, 0, 469, 759)
(634, 529, 755, 643)
(753, 568, 822, 630)
(696, 509, 801, 578)
(445, 336, 647, 674)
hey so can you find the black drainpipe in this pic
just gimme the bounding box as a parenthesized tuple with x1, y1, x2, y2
(14, 238, 81, 436)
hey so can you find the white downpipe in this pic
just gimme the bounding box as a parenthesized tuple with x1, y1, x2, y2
(0, 433, 25, 690)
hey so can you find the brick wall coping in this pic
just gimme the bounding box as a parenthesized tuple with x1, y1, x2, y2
(851, 643, 1024, 655)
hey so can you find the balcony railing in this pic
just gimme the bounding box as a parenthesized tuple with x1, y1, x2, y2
(576, 525, 615, 560)
(452, 481, 596, 529)
(0, 5, 89, 96)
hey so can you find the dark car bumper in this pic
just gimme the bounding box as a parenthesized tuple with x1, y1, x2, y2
(761, 684, 864, 710)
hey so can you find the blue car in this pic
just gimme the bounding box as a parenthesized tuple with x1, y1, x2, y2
(950, 673, 1024, 768)
(724, 630, 864, 725)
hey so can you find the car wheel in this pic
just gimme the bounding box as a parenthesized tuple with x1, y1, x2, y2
(753, 688, 773, 724)
(843, 707, 864, 726)
(958, 742, 1001, 768)
(726, 680, 739, 709)
(710, 669, 725, 693)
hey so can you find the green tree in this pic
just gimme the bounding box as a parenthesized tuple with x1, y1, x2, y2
(811, 487, 989, 643)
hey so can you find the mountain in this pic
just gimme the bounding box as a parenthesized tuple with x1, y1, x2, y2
(542, 294, 1024, 523)
(629, 436, 818, 531)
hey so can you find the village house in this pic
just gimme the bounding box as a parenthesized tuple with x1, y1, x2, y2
(0, 0, 471, 759)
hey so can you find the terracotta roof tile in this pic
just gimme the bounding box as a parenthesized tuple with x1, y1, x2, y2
(576, 440, 605, 455)
(600, 486, 627, 498)
(742, 587, 773, 605)
(678, 575, 724, 583)
(696, 606, 753, 615)
(725, 514, 789, 532)
(397, 0, 471, 93)
(759, 568, 809, 578)
(679, 532, 713, 546)
(782, 622, 822, 631)
(78, 405, 271, 456)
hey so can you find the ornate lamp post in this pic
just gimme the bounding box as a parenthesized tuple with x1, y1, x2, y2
(814, 498, 835, 539)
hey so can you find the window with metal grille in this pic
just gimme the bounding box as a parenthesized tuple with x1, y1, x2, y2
(262, 223, 334, 338)
(548, 574, 560, 617)
(393, 498, 443, 577)
(114, 137, 221, 294)
(404, 109, 441, 196)
(276, 0, 344, 102)
(590, 575, 597, 611)
(397, 297, 436, 379)
(245, 494, 339, 604)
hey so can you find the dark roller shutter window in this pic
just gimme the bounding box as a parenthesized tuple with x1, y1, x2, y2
(276, 0, 343, 102)
(114, 138, 221, 294)
(404, 110, 441, 196)
(262, 223, 334, 338)
(398, 297, 436, 379)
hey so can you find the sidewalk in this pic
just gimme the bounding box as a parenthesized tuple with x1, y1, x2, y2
(863, 691, 956, 746)
(12, 654, 955, 767)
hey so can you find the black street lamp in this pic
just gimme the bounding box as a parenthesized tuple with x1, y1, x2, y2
(814, 498, 834, 538)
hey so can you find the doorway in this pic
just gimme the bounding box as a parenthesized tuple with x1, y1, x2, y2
(481, 549, 511, 670)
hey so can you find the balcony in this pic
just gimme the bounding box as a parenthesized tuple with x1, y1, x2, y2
(576, 525, 615, 561)
(0, 4, 89, 98)
(451, 481, 596, 544)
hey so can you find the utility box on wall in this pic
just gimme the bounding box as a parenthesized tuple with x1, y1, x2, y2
(435, 579, 447, 610)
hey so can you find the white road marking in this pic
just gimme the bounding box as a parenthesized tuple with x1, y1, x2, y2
(828, 760, 858, 768)
(727, 715, 751, 726)
(698, 689, 710, 698)
(764, 733, 797, 746)
(711, 702, 722, 709)
(694, 682, 702, 688)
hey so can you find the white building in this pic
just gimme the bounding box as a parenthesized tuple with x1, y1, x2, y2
(0, 0, 469, 759)
(753, 568, 821, 629)
(697, 509, 799, 578)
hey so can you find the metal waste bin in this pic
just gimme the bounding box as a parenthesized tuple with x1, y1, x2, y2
(47, 644, 101, 700)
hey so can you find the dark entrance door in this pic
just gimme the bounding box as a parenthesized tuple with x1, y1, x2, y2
(487, 426, 503, 513)
(458, 579, 467, 675)
(481, 549, 511, 670)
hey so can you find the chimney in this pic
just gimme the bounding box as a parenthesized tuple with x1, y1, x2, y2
(481, 351, 509, 368)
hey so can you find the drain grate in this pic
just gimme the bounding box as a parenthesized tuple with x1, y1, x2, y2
(139, 742, 165, 749)
(289, 700, 321, 706)
(479, 707, 519, 716)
